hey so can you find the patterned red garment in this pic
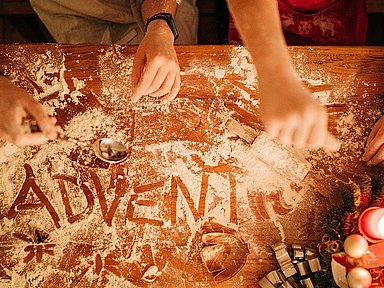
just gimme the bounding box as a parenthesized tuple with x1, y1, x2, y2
(228, 0, 368, 45)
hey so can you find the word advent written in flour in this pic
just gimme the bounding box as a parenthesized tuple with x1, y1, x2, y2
(1, 146, 302, 239)
(3, 162, 239, 230)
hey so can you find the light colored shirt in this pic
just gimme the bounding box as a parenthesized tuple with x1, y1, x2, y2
(30, 0, 197, 44)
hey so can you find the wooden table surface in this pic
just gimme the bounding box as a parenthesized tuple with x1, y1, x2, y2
(0, 44, 384, 288)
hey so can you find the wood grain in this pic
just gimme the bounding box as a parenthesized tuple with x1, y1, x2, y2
(0, 44, 384, 287)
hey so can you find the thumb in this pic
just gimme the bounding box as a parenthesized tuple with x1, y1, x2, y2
(132, 52, 144, 88)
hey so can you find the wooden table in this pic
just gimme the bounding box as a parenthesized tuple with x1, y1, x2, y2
(0, 45, 383, 287)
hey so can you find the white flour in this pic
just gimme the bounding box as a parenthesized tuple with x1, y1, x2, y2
(0, 45, 378, 287)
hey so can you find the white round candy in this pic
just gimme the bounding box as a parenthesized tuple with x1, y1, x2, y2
(344, 234, 368, 259)
(347, 267, 372, 288)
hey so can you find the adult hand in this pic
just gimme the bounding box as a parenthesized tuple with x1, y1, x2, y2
(227, 0, 339, 151)
(0, 77, 59, 146)
(259, 73, 340, 151)
(131, 21, 180, 103)
(362, 116, 384, 166)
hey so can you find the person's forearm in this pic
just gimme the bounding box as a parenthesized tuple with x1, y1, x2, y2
(227, 0, 296, 81)
(141, 0, 177, 20)
(228, 0, 339, 151)
(141, 0, 177, 40)
(131, 0, 180, 103)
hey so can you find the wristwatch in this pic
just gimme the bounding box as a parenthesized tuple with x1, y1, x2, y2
(145, 13, 179, 41)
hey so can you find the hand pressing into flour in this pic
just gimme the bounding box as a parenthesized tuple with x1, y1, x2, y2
(131, 21, 180, 103)
(0, 76, 59, 146)
(362, 116, 384, 166)
(259, 69, 340, 151)
(227, 0, 340, 151)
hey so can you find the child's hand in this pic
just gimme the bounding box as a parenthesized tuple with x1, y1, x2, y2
(362, 116, 384, 166)
(0, 77, 59, 146)
(259, 73, 340, 151)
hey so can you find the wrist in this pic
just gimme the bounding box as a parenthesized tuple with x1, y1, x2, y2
(144, 12, 179, 42)
(145, 20, 175, 41)
(251, 43, 291, 68)
(251, 46, 298, 82)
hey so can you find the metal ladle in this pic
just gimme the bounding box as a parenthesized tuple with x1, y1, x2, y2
(28, 122, 129, 164)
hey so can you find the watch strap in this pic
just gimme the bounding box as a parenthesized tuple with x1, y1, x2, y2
(145, 13, 179, 41)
